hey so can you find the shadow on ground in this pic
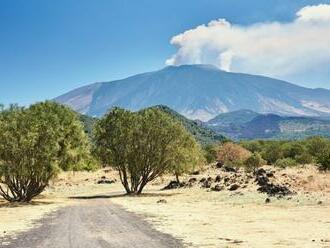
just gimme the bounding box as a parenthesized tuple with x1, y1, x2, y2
(70, 191, 180, 200)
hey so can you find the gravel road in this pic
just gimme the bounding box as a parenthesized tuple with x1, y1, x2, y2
(2, 198, 183, 248)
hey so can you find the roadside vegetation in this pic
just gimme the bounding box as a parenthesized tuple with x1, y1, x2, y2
(94, 107, 204, 194)
(0, 102, 95, 202)
(203, 137, 330, 171)
(1, 102, 330, 203)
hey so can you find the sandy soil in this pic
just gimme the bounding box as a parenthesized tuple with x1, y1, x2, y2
(1, 166, 330, 248)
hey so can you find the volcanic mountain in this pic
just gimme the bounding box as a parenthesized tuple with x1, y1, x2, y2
(55, 64, 330, 121)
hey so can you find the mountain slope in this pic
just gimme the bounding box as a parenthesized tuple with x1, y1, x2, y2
(78, 105, 226, 145)
(55, 64, 330, 121)
(149, 105, 226, 145)
(205, 111, 330, 140)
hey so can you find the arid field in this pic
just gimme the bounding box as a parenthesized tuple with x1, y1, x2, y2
(1, 165, 329, 248)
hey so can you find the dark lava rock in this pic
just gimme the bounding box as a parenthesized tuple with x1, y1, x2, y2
(211, 184, 224, 192)
(191, 171, 200, 175)
(215, 175, 221, 182)
(157, 199, 167, 204)
(199, 178, 207, 183)
(188, 178, 197, 184)
(216, 161, 224, 168)
(255, 168, 266, 176)
(228, 184, 240, 191)
(162, 181, 185, 190)
(257, 183, 293, 196)
(97, 179, 115, 184)
(223, 166, 237, 173)
(266, 172, 274, 177)
(255, 175, 269, 186)
(201, 179, 212, 189)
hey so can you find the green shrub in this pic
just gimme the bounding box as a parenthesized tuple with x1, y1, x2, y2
(203, 144, 218, 163)
(262, 142, 284, 164)
(295, 153, 314, 164)
(274, 158, 297, 168)
(315, 149, 330, 170)
(244, 152, 264, 172)
(0, 102, 91, 202)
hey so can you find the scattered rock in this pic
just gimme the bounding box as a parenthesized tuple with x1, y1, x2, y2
(255, 175, 269, 186)
(266, 172, 274, 177)
(216, 161, 224, 168)
(201, 179, 212, 189)
(188, 178, 197, 184)
(255, 168, 266, 176)
(257, 183, 293, 196)
(199, 178, 207, 183)
(97, 179, 115, 184)
(162, 181, 185, 190)
(215, 175, 221, 182)
(265, 198, 271, 203)
(211, 184, 224, 192)
(228, 184, 240, 191)
(223, 166, 237, 173)
(317, 201, 323, 205)
(191, 171, 200, 175)
(157, 199, 167, 204)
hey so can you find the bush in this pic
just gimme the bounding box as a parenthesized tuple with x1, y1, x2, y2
(244, 152, 264, 172)
(217, 142, 251, 167)
(295, 153, 314, 164)
(274, 158, 297, 168)
(262, 142, 284, 164)
(315, 148, 330, 170)
(0, 102, 91, 202)
(203, 144, 218, 163)
(94, 107, 202, 194)
(281, 142, 306, 159)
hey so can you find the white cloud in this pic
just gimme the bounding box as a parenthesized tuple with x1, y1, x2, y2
(166, 4, 330, 87)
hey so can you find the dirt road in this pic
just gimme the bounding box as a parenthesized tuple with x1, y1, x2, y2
(1, 197, 183, 248)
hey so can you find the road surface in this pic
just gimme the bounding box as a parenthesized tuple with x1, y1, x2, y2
(2, 197, 183, 248)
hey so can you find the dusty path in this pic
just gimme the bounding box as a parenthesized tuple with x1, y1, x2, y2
(1, 197, 183, 248)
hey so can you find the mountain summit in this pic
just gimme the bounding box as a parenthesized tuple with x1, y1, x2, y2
(55, 64, 330, 121)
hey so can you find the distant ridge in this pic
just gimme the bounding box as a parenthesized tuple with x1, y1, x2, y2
(205, 110, 330, 140)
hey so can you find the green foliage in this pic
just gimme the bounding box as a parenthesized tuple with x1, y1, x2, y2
(0, 101, 91, 202)
(275, 158, 297, 168)
(151, 105, 227, 145)
(261, 142, 284, 164)
(203, 144, 219, 163)
(94, 107, 202, 194)
(244, 152, 264, 172)
(316, 149, 330, 170)
(241, 137, 330, 168)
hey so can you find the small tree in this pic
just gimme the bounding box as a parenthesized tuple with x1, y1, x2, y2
(203, 144, 218, 164)
(0, 102, 91, 202)
(217, 142, 251, 167)
(244, 152, 264, 173)
(94, 107, 200, 194)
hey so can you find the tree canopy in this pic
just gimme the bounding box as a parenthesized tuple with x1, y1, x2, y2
(0, 101, 91, 202)
(94, 107, 203, 194)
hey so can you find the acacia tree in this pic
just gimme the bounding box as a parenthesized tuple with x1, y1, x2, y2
(0, 101, 91, 202)
(94, 107, 202, 194)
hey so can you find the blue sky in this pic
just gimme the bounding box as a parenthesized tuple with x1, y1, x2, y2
(1, 0, 329, 105)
